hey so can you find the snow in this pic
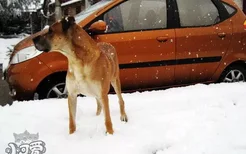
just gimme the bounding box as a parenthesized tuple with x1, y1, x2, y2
(0, 38, 23, 70)
(45, 0, 81, 6)
(6, 0, 19, 6)
(1, 83, 246, 154)
(40, 0, 55, 5)
(40, 0, 88, 8)
(61, 0, 81, 7)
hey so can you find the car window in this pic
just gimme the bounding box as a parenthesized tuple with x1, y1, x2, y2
(176, 0, 220, 27)
(75, 0, 112, 23)
(233, 0, 243, 10)
(103, 0, 167, 33)
(222, 2, 236, 15)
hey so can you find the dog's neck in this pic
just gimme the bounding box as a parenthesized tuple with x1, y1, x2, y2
(70, 25, 100, 64)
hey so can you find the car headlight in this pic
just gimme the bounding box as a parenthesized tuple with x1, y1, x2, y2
(10, 46, 43, 64)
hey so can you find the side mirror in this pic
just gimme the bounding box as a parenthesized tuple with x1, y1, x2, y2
(89, 20, 107, 32)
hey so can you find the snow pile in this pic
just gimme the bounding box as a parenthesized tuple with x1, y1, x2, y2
(0, 38, 23, 70)
(1, 83, 246, 154)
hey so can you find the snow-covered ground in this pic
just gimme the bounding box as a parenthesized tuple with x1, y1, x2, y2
(1, 83, 246, 154)
(0, 38, 23, 70)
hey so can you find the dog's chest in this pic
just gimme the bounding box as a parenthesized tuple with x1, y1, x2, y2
(68, 64, 100, 97)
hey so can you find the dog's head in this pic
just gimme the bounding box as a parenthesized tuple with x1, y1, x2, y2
(33, 16, 75, 53)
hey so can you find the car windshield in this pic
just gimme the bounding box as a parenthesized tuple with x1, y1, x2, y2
(75, 0, 113, 23)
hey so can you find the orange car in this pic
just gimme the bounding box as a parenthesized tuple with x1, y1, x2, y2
(3, 0, 246, 100)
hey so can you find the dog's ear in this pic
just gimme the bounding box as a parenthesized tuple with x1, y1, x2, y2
(61, 16, 75, 32)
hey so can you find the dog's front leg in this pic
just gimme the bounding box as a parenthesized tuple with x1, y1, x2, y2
(68, 93, 77, 134)
(99, 95, 114, 134)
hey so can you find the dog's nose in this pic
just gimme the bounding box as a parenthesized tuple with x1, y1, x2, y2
(33, 36, 41, 44)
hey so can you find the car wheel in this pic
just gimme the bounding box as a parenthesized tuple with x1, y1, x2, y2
(219, 65, 246, 83)
(38, 78, 68, 99)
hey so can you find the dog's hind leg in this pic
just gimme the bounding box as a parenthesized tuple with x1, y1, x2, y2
(111, 77, 128, 122)
(99, 94, 114, 134)
(96, 98, 102, 116)
(68, 94, 77, 134)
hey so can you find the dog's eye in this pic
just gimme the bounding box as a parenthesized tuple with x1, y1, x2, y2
(48, 28, 53, 34)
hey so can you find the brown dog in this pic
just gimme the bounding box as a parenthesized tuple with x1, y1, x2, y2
(33, 16, 128, 134)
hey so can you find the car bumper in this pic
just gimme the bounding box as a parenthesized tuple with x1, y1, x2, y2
(3, 66, 34, 101)
(3, 58, 49, 101)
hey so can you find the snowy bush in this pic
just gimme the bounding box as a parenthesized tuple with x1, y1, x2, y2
(0, 0, 41, 35)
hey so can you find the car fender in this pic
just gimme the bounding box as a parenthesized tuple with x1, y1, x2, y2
(37, 52, 68, 73)
(212, 50, 246, 81)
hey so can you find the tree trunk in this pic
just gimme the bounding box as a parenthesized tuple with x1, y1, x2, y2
(41, 0, 50, 28)
(55, 0, 62, 21)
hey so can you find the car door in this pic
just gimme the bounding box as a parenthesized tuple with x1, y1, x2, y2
(174, 0, 232, 84)
(90, 0, 176, 90)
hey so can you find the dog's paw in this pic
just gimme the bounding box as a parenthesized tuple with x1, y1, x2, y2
(120, 114, 128, 122)
(69, 126, 76, 134)
(105, 129, 114, 135)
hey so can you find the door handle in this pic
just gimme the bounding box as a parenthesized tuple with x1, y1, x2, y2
(218, 32, 226, 38)
(156, 36, 168, 43)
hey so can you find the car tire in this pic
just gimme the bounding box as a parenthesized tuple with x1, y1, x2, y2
(219, 65, 246, 83)
(37, 77, 67, 99)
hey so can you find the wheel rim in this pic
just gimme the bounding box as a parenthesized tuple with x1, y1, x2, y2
(46, 83, 68, 99)
(223, 70, 245, 82)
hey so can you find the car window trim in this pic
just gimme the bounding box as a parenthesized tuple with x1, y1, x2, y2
(167, 0, 180, 28)
(212, 0, 230, 20)
(174, 0, 231, 29)
(85, 0, 177, 35)
(221, 1, 238, 18)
